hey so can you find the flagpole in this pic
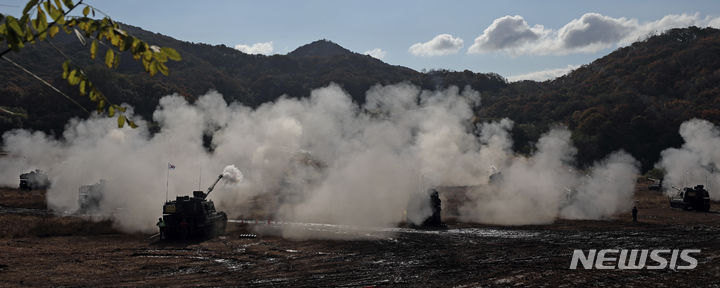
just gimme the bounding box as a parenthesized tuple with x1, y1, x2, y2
(166, 162, 169, 202)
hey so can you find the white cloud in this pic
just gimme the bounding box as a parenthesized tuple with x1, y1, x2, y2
(234, 41, 274, 55)
(506, 65, 579, 82)
(553, 13, 636, 53)
(468, 13, 720, 56)
(468, 15, 547, 54)
(364, 48, 387, 60)
(409, 34, 464, 56)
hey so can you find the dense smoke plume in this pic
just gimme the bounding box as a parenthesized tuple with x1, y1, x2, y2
(221, 165, 244, 183)
(657, 119, 720, 200)
(0, 83, 639, 236)
(459, 127, 638, 224)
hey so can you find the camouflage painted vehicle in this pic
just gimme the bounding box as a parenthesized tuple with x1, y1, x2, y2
(161, 175, 228, 239)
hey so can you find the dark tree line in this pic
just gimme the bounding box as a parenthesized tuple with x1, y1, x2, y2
(2, 25, 719, 171)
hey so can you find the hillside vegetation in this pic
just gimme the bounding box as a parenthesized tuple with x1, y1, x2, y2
(2, 24, 719, 170)
(483, 26, 720, 170)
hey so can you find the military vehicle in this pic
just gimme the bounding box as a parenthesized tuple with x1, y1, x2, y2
(669, 185, 711, 211)
(161, 174, 228, 239)
(648, 177, 663, 191)
(78, 180, 106, 213)
(19, 170, 50, 190)
(488, 165, 503, 185)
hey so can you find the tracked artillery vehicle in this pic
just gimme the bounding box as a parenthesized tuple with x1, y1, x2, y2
(78, 180, 106, 213)
(162, 175, 228, 239)
(19, 169, 50, 190)
(669, 185, 711, 212)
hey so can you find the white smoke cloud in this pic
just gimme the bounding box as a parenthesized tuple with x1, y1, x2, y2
(222, 165, 244, 183)
(657, 119, 720, 200)
(506, 65, 579, 82)
(364, 48, 387, 60)
(460, 127, 639, 224)
(1, 84, 640, 237)
(234, 41, 274, 55)
(409, 34, 464, 56)
(467, 15, 546, 53)
(561, 151, 639, 219)
(468, 13, 720, 56)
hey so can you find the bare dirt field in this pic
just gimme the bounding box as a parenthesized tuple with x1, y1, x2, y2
(1, 184, 719, 287)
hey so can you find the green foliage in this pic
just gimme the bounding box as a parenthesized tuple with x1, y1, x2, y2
(644, 168, 665, 180)
(0, 0, 181, 128)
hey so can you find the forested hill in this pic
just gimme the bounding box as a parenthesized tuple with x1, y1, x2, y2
(2, 24, 720, 170)
(482, 26, 720, 170)
(0, 23, 506, 133)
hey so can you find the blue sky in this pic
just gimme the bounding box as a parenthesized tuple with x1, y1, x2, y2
(3, 0, 720, 81)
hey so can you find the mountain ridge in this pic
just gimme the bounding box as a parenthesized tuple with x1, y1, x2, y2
(1, 24, 719, 170)
(288, 39, 356, 58)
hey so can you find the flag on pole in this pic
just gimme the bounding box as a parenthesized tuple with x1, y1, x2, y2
(166, 162, 174, 202)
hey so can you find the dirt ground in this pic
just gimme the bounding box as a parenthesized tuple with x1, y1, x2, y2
(1, 184, 719, 287)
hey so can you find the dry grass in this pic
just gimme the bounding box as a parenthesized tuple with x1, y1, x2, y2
(0, 214, 118, 238)
(0, 187, 46, 209)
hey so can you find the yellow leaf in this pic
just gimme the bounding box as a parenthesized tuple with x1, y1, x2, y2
(158, 62, 169, 76)
(111, 34, 120, 46)
(104, 49, 114, 68)
(117, 115, 126, 128)
(88, 89, 98, 101)
(67, 69, 80, 85)
(97, 99, 105, 112)
(113, 52, 120, 68)
(161, 47, 181, 61)
(61, 60, 70, 79)
(148, 61, 158, 76)
(48, 25, 59, 37)
(79, 80, 86, 95)
(90, 39, 97, 59)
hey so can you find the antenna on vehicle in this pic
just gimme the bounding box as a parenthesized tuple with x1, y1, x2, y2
(708, 166, 714, 191)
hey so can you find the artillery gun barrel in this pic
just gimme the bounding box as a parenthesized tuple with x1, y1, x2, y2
(206, 175, 223, 197)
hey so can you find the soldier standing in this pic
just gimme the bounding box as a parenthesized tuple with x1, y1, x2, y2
(156, 217, 166, 239)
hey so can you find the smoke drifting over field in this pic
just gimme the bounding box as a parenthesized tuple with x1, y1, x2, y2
(0, 83, 638, 235)
(657, 119, 720, 200)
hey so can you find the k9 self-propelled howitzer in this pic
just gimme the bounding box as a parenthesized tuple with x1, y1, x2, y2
(669, 185, 711, 212)
(161, 175, 228, 239)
